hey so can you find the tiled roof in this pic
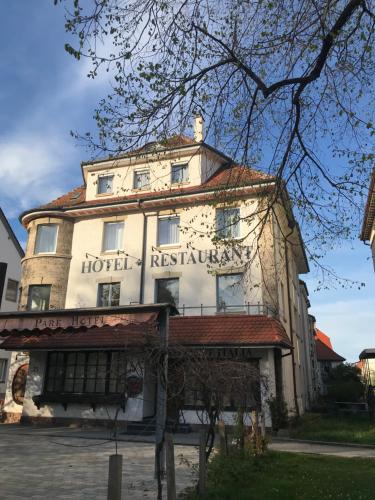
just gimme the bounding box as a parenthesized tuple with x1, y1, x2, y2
(361, 167, 375, 241)
(315, 328, 333, 349)
(34, 164, 273, 213)
(170, 315, 291, 347)
(1, 314, 291, 350)
(315, 339, 345, 362)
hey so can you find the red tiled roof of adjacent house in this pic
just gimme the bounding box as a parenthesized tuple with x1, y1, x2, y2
(32, 163, 273, 215)
(315, 328, 333, 349)
(1, 314, 291, 350)
(315, 338, 345, 362)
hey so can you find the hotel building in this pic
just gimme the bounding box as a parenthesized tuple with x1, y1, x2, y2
(0, 119, 317, 427)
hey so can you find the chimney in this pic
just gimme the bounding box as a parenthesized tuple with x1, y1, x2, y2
(193, 112, 204, 142)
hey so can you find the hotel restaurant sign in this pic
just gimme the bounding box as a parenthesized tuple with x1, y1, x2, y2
(81, 245, 252, 273)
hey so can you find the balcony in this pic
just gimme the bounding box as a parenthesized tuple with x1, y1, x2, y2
(178, 303, 278, 318)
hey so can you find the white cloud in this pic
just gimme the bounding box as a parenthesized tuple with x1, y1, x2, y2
(0, 131, 77, 212)
(313, 298, 375, 362)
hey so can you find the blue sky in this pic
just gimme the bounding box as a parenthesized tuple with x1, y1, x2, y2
(0, 2, 374, 362)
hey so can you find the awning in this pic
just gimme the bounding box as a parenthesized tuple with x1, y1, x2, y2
(0, 304, 177, 350)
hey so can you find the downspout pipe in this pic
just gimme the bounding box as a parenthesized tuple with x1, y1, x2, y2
(139, 206, 148, 304)
(284, 232, 300, 418)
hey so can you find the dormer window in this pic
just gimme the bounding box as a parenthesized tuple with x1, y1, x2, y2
(34, 224, 58, 254)
(97, 174, 113, 195)
(171, 163, 189, 184)
(134, 169, 150, 189)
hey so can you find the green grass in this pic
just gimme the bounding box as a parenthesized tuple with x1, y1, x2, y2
(182, 450, 375, 499)
(290, 413, 375, 445)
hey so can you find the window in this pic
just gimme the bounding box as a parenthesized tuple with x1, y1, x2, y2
(97, 282, 120, 307)
(102, 221, 124, 252)
(34, 224, 58, 254)
(156, 278, 179, 307)
(158, 216, 180, 246)
(217, 274, 244, 312)
(27, 285, 51, 311)
(44, 351, 131, 395)
(134, 170, 150, 189)
(5, 279, 18, 302)
(171, 163, 188, 184)
(0, 359, 8, 383)
(97, 175, 114, 195)
(216, 208, 240, 239)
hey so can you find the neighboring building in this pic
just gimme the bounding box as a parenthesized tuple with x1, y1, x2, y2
(358, 349, 375, 389)
(0, 208, 24, 405)
(0, 117, 317, 427)
(361, 167, 375, 269)
(315, 328, 345, 393)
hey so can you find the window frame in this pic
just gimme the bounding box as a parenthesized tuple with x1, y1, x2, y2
(215, 207, 241, 240)
(102, 221, 124, 253)
(34, 224, 58, 254)
(216, 273, 244, 313)
(157, 215, 180, 247)
(27, 284, 51, 311)
(5, 278, 19, 302)
(97, 174, 114, 195)
(133, 169, 150, 190)
(155, 277, 180, 307)
(171, 163, 189, 184)
(97, 282, 121, 307)
(44, 351, 135, 396)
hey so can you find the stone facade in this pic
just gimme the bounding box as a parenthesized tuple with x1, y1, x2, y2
(19, 216, 74, 310)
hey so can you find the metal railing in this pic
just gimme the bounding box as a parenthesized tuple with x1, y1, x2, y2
(178, 303, 278, 318)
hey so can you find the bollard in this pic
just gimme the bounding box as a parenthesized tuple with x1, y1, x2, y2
(107, 454, 123, 500)
(198, 430, 206, 495)
(165, 433, 176, 500)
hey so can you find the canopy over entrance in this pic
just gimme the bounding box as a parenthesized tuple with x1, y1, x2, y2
(0, 304, 178, 350)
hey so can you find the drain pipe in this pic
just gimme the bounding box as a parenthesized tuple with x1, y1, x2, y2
(284, 233, 300, 417)
(139, 207, 148, 304)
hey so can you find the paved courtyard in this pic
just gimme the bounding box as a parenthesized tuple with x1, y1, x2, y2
(0, 425, 198, 500)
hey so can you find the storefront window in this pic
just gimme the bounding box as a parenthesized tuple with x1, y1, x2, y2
(44, 351, 134, 395)
(97, 282, 120, 307)
(156, 278, 179, 306)
(34, 224, 58, 254)
(216, 274, 244, 312)
(27, 285, 51, 311)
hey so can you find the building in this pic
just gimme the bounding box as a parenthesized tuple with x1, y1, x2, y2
(0, 208, 24, 406)
(315, 328, 345, 393)
(361, 167, 375, 269)
(0, 117, 317, 427)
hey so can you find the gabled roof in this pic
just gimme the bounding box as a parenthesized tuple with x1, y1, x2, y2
(0, 208, 24, 258)
(22, 163, 274, 216)
(315, 338, 345, 362)
(81, 134, 198, 166)
(316, 328, 333, 349)
(361, 168, 375, 241)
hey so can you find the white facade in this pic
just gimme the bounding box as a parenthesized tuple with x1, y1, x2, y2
(3, 133, 317, 428)
(0, 209, 24, 402)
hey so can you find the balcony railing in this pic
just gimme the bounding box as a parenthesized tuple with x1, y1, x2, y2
(178, 303, 278, 318)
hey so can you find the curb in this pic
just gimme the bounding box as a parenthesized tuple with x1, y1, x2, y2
(271, 437, 375, 450)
